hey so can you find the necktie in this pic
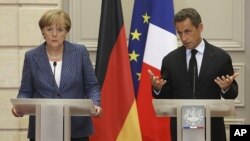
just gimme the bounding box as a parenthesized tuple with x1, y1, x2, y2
(189, 49, 198, 97)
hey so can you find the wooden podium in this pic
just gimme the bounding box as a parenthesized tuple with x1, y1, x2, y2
(11, 98, 95, 141)
(152, 99, 235, 141)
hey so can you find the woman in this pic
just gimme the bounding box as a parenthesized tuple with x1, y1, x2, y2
(12, 9, 102, 141)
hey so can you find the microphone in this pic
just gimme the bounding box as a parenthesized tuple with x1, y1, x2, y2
(53, 61, 57, 78)
(193, 66, 196, 98)
(53, 62, 57, 97)
(53, 61, 57, 67)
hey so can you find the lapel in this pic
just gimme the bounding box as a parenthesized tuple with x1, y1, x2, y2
(197, 40, 215, 86)
(59, 41, 76, 91)
(177, 47, 189, 80)
(34, 41, 76, 93)
(175, 46, 188, 82)
(34, 43, 55, 87)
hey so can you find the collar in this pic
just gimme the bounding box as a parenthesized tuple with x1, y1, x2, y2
(186, 39, 205, 55)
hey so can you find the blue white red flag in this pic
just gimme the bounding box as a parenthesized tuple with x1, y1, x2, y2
(128, 0, 177, 140)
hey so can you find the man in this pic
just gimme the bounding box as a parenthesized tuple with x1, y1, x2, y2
(148, 8, 238, 141)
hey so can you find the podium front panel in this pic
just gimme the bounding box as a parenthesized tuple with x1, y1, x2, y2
(152, 99, 235, 117)
(152, 99, 235, 141)
(36, 105, 64, 141)
(182, 105, 205, 141)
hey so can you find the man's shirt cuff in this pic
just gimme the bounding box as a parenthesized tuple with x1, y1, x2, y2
(153, 88, 161, 95)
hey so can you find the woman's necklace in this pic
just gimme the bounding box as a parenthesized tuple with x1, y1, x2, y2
(47, 53, 62, 59)
(46, 46, 63, 59)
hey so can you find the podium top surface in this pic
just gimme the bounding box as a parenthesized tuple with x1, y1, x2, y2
(152, 99, 235, 117)
(11, 98, 95, 116)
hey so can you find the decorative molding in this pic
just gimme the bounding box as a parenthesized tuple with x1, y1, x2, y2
(18, 0, 58, 5)
(175, 0, 245, 51)
(69, 0, 245, 52)
(225, 118, 245, 140)
(209, 40, 244, 51)
(207, 0, 245, 51)
(233, 63, 245, 107)
(77, 41, 97, 51)
(67, 0, 101, 44)
(225, 118, 245, 126)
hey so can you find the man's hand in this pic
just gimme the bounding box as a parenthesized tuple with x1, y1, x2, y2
(148, 69, 167, 91)
(214, 72, 239, 91)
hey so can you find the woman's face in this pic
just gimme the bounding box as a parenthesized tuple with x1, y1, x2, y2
(42, 23, 68, 49)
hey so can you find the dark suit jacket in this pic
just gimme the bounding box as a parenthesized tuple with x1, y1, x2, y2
(17, 41, 100, 139)
(153, 40, 238, 141)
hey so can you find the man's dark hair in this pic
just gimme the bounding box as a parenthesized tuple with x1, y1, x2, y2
(174, 8, 202, 27)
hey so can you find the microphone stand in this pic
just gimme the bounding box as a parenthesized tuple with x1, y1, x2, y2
(53, 62, 57, 98)
(193, 66, 196, 99)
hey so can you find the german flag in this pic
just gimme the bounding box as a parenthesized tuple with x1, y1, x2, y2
(90, 0, 142, 140)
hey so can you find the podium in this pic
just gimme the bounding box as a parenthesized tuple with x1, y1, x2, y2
(11, 98, 96, 141)
(152, 99, 235, 141)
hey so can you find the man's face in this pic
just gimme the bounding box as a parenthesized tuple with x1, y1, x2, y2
(175, 18, 203, 49)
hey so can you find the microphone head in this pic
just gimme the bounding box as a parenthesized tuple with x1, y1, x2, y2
(53, 62, 57, 67)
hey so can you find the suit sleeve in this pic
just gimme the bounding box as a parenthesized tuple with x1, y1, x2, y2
(81, 45, 101, 106)
(152, 56, 173, 99)
(17, 52, 34, 98)
(221, 54, 238, 99)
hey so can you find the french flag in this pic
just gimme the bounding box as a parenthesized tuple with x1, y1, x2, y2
(128, 0, 177, 140)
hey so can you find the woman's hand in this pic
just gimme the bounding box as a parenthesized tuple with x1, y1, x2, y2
(93, 105, 102, 117)
(11, 107, 24, 117)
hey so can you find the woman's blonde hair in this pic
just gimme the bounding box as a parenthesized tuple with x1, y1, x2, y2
(39, 9, 71, 32)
